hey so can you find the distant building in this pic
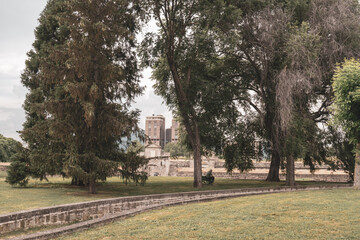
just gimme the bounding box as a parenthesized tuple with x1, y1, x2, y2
(144, 143, 163, 158)
(145, 115, 166, 148)
(171, 119, 180, 142)
(165, 128, 172, 145)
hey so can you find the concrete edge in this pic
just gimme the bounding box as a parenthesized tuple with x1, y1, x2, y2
(0, 183, 352, 222)
(6, 184, 353, 240)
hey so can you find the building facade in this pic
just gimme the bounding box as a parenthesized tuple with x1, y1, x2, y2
(171, 119, 179, 142)
(165, 128, 172, 145)
(145, 115, 166, 148)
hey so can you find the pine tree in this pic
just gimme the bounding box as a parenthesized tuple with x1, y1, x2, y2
(19, 0, 143, 193)
(39, 0, 143, 193)
(20, 0, 69, 180)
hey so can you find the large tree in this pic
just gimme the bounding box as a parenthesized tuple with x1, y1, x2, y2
(20, 0, 69, 180)
(19, 0, 144, 193)
(217, 0, 360, 184)
(332, 59, 360, 188)
(280, 0, 360, 185)
(142, 0, 229, 187)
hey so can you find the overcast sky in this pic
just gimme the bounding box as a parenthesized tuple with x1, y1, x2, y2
(0, 0, 171, 141)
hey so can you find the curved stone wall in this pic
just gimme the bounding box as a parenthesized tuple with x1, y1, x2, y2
(1, 184, 352, 239)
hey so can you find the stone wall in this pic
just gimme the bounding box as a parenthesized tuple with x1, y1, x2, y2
(0, 163, 10, 171)
(144, 158, 349, 182)
(0, 184, 352, 236)
(176, 171, 350, 182)
(146, 159, 190, 176)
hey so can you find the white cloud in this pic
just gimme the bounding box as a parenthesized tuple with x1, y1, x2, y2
(133, 67, 172, 129)
(0, 0, 46, 140)
(0, 107, 25, 141)
(0, 109, 13, 122)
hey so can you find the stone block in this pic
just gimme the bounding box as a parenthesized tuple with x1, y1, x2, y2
(45, 214, 51, 224)
(58, 212, 65, 222)
(51, 214, 58, 223)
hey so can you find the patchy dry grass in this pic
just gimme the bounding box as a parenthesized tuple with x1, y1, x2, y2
(58, 189, 360, 240)
(0, 170, 345, 215)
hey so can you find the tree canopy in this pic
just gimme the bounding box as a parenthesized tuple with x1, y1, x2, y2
(206, 0, 360, 185)
(8, 0, 360, 190)
(164, 142, 191, 158)
(0, 135, 21, 162)
(332, 58, 360, 188)
(13, 0, 146, 193)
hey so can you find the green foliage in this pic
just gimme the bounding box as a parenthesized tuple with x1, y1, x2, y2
(0, 135, 21, 162)
(20, 0, 69, 180)
(126, 141, 145, 154)
(223, 123, 257, 172)
(325, 126, 355, 181)
(19, 0, 145, 193)
(6, 147, 31, 186)
(214, 0, 360, 182)
(283, 113, 327, 172)
(141, 0, 237, 186)
(121, 141, 148, 185)
(119, 151, 149, 186)
(164, 142, 191, 158)
(332, 58, 360, 145)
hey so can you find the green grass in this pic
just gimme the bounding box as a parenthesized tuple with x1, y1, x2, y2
(58, 188, 360, 240)
(0, 170, 345, 215)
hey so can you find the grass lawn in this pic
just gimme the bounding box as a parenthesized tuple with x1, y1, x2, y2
(0, 169, 346, 215)
(58, 188, 360, 240)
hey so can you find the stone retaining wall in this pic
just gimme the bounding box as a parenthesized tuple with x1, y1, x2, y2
(176, 172, 350, 182)
(0, 184, 352, 236)
(145, 158, 348, 181)
(0, 163, 10, 172)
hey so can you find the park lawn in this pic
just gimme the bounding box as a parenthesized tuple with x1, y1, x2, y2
(0, 169, 345, 214)
(58, 188, 360, 240)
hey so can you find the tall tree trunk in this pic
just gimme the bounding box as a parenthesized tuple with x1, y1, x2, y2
(264, 100, 281, 182)
(89, 177, 96, 194)
(71, 177, 85, 186)
(354, 143, 360, 189)
(167, 57, 203, 188)
(286, 155, 295, 186)
(266, 149, 281, 182)
(181, 116, 203, 188)
(192, 122, 202, 188)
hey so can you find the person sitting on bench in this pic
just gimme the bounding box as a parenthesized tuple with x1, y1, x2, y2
(202, 169, 215, 184)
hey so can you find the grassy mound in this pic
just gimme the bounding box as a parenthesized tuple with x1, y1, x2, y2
(58, 189, 360, 240)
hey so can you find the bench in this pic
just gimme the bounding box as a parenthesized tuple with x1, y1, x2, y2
(202, 175, 215, 184)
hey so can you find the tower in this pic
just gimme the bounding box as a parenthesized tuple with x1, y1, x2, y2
(145, 115, 166, 148)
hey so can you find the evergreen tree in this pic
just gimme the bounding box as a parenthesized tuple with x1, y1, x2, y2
(19, 0, 144, 193)
(20, 0, 69, 180)
(6, 146, 31, 186)
(40, 0, 143, 193)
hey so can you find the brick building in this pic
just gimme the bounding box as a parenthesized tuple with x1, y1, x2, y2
(165, 128, 172, 145)
(171, 119, 179, 142)
(145, 115, 166, 148)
